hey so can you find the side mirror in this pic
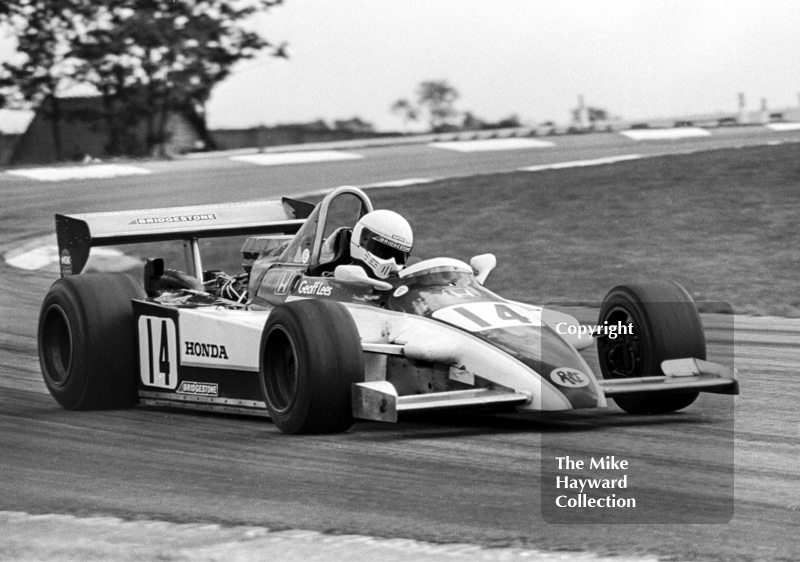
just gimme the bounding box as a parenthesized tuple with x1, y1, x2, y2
(334, 264, 393, 291)
(469, 253, 497, 285)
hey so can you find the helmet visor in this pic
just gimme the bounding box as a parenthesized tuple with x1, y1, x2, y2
(359, 227, 411, 265)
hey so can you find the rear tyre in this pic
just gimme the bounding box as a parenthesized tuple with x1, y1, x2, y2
(38, 273, 145, 410)
(597, 281, 705, 415)
(260, 300, 364, 434)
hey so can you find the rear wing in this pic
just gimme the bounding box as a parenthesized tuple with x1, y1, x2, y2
(56, 197, 314, 277)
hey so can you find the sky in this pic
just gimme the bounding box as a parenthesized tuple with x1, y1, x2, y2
(3, 0, 800, 132)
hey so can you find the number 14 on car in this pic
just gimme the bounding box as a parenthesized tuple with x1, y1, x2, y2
(137, 316, 178, 389)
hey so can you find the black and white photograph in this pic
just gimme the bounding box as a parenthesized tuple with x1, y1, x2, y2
(0, 1, 797, 560)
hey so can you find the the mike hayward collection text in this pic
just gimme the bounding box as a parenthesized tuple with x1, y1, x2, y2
(554, 456, 636, 508)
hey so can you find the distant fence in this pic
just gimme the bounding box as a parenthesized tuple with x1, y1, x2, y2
(207, 123, 622, 153)
(210, 126, 397, 151)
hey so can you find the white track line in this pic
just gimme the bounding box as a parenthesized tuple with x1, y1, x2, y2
(3, 235, 57, 270)
(6, 164, 152, 182)
(5, 245, 61, 270)
(430, 138, 554, 152)
(231, 150, 363, 166)
(359, 178, 437, 188)
(0, 511, 658, 562)
(302, 178, 437, 198)
(519, 154, 643, 172)
(4, 241, 134, 272)
(765, 122, 800, 131)
(620, 128, 711, 141)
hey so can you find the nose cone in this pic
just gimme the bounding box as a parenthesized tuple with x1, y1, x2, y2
(476, 324, 603, 410)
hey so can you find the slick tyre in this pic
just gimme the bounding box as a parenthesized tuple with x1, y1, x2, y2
(260, 299, 364, 434)
(38, 273, 145, 410)
(597, 280, 705, 415)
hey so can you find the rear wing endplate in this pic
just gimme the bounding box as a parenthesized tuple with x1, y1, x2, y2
(56, 197, 314, 277)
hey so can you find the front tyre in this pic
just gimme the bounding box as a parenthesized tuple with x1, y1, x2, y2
(38, 273, 145, 410)
(597, 280, 705, 415)
(260, 300, 364, 434)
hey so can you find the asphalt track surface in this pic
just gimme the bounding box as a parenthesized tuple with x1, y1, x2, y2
(1, 128, 799, 561)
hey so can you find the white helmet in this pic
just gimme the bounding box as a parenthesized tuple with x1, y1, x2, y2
(350, 210, 413, 279)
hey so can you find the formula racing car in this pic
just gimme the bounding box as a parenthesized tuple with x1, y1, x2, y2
(38, 186, 738, 433)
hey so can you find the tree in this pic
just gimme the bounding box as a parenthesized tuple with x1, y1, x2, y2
(0, 0, 286, 158)
(416, 80, 459, 131)
(333, 117, 374, 134)
(495, 113, 522, 128)
(390, 80, 461, 133)
(0, 1, 90, 160)
(390, 98, 418, 131)
(461, 111, 486, 130)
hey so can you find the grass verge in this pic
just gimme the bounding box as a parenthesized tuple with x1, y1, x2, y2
(369, 144, 800, 317)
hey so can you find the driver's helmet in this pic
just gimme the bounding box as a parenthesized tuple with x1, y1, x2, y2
(350, 210, 413, 279)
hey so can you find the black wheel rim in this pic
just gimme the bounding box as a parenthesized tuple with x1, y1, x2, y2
(265, 326, 299, 413)
(599, 306, 642, 378)
(41, 304, 73, 387)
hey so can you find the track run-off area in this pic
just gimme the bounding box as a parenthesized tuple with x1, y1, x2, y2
(1, 126, 799, 561)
